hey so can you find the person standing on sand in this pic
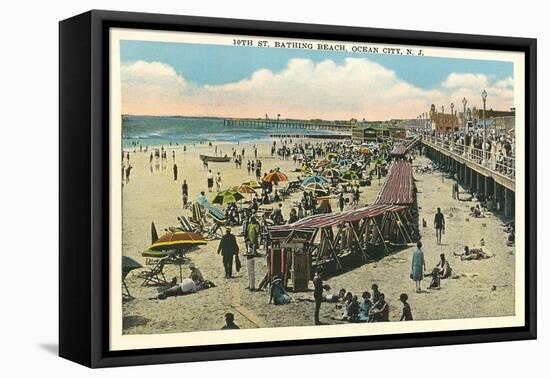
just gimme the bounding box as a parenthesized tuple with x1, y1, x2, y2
(215, 172, 222, 191)
(434, 207, 445, 244)
(245, 242, 256, 290)
(411, 241, 426, 293)
(217, 227, 239, 278)
(125, 164, 133, 183)
(207, 170, 214, 192)
(181, 180, 189, 208)
(313, 267, 330, 325)
(338, 192, 345, 212)
(173, 163, 178, 181)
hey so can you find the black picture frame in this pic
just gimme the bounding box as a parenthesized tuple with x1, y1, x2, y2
(59, 9, 537, 368)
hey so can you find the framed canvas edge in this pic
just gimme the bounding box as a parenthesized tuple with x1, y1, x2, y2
(59, 9, 537, 368)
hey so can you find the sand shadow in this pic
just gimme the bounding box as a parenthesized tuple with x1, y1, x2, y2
(123, 315, 150, 329)
(319, 243, 412, 280)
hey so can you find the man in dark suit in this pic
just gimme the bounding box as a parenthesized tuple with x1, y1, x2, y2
(218, 227, 239, 278)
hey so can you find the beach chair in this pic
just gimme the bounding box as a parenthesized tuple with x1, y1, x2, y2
(178, 215, 194, 232)
(140, 259, 168, 286)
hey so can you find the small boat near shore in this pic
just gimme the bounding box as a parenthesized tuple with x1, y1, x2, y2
(199, 154, 232, 162)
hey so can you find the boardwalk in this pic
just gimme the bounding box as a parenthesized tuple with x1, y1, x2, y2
(419, 134, 515, 217)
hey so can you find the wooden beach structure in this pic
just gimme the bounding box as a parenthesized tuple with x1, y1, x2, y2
(266, 159, 417, 288)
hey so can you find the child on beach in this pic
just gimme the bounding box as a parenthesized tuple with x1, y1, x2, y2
(399, 293, 413, 321)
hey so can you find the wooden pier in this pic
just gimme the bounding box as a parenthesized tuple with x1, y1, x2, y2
(224, 118, 353, 133)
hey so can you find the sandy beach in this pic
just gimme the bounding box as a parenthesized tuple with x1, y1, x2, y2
(121, 140, 515, 334)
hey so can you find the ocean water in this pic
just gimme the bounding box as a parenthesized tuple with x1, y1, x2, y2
(122, 115, 341, 148)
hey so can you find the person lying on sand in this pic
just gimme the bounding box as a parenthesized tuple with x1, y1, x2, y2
(151, 274, 215, 300)
(152, 278, 196, 300)
(454, 246, 492, 261)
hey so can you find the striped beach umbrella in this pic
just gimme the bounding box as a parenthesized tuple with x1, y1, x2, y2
(338, 159, 353, 167)
(303, 182, 329, 195)
(242, 180, 262, 189)
(301, 175, 329, 186)
(232, 184, 257, 195)
(322, 167, 341, 179)
(264, 171, 288, 183)
(315, 159, 331, 168)
(149, 231, 207, 251)
(212, 189, 245, 205)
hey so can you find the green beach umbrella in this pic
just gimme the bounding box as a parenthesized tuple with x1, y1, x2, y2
(341, 170, 359, 181)
(212, 189, 245, 205)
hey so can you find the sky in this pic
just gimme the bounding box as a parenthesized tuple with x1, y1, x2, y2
(120, 40, 515, 120)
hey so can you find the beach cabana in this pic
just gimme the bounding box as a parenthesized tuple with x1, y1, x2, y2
(373, 160, 417, 243)
(269, 203, 408, 271)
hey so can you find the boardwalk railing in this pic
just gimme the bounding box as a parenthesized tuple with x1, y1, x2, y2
(421, 135, 515, 180)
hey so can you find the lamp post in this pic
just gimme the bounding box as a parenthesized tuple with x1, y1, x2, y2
(462, 97, 467, 156)
(450, 103, 454, 132)
(441, 106, 445, 142)
(481, 90, 487, 166)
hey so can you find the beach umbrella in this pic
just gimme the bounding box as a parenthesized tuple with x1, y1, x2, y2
(149, 231, 207, 251)
(360, 147, 371, 155)
(122, 256, 142, 277)
(341, 170, 359, 181)
(338, 159, 353, 166)
(315, 159, 330, 168)
(322, 167, 341, 179)
(303, 182, 329, 195)
(242, 180, 262, 189)
(232, 184, 257, 195)
(151, 222, 159, 244)
(212, 189, 245, 205)
(301, 175, 328, 186)
(122, 256, 142, 298)
(299, 165, 314, 175)
(327, 152, 337, 159)
(263, 171, 288, 184)
(141, 249, 175, 259)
